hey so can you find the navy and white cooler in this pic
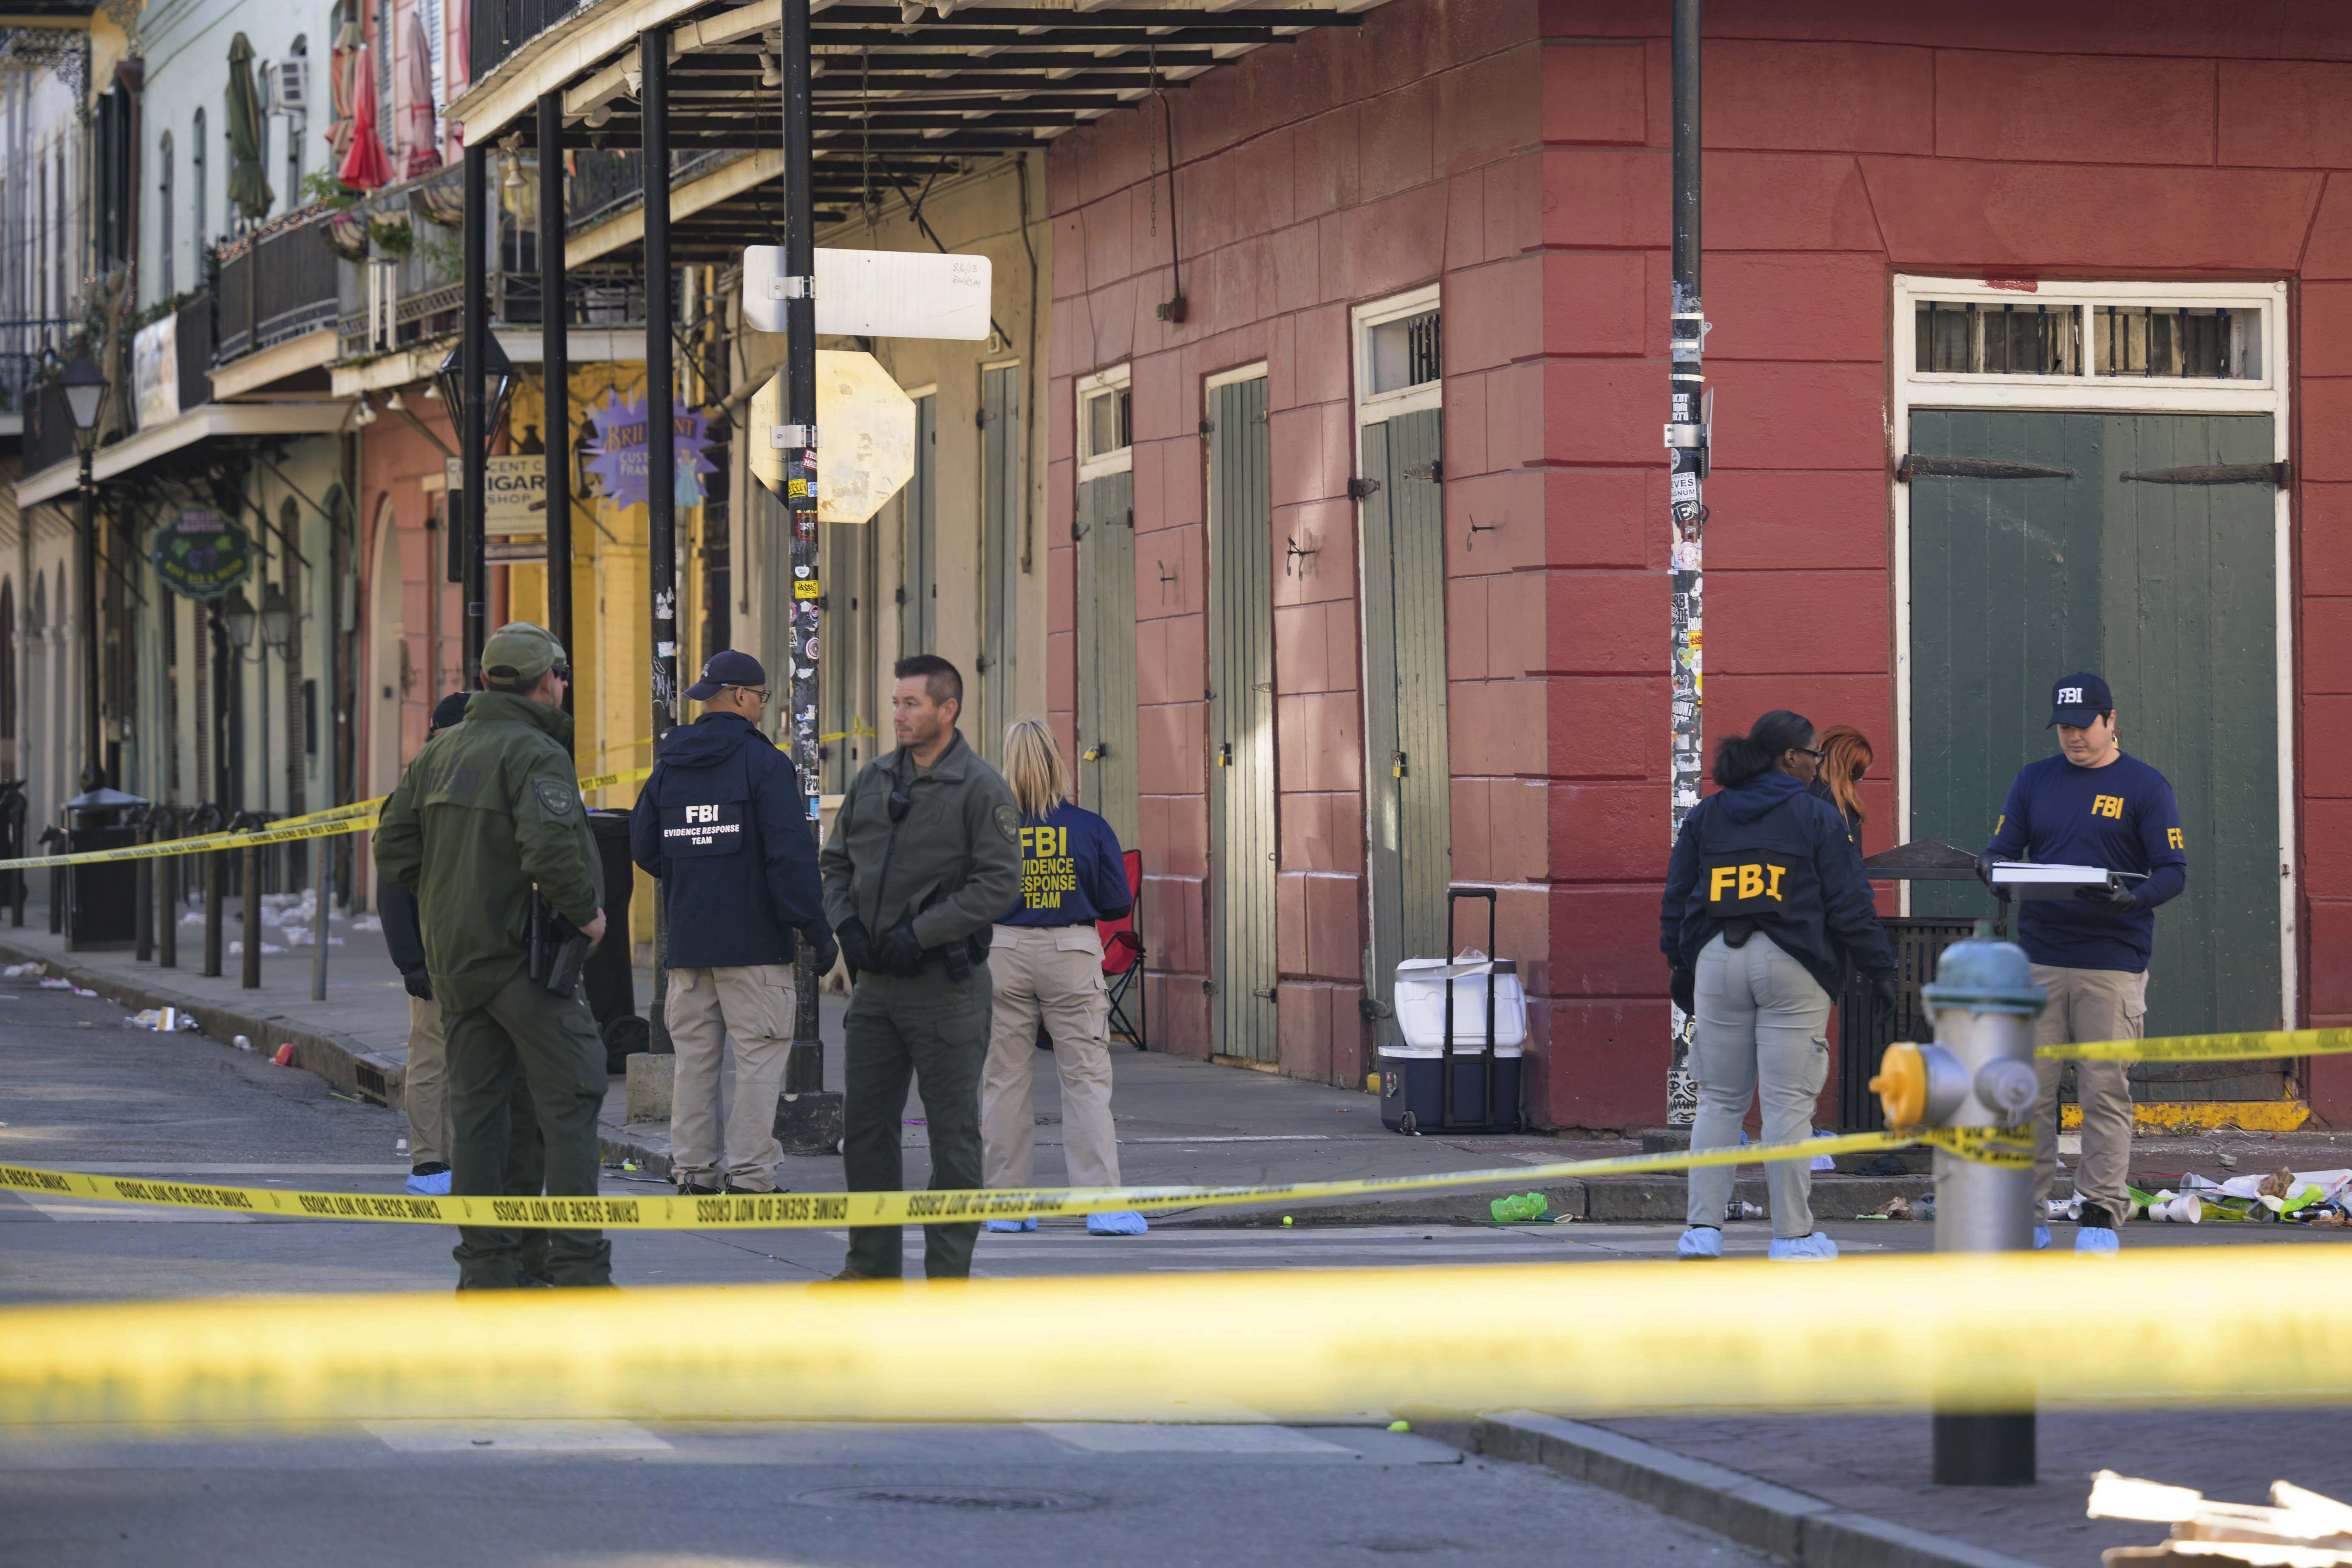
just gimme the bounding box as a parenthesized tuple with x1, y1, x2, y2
(1378, 890, 1526, 1134)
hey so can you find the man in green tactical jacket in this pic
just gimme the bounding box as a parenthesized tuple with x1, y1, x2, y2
(374, 623, 612, 1289)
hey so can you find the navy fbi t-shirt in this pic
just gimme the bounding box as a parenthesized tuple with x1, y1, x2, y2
(999, 801, 1133, 928)
(1985, 751, 2187, 974)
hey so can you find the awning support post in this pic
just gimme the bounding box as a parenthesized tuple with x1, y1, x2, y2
(539, 90, 573, 700)
(461, 142, 490, 682)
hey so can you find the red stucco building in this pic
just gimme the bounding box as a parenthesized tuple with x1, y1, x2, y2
(1041, 0, 2351, 1131)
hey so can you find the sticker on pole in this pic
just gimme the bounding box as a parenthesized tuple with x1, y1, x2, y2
(742, 246, 992, 341)
(749, 352, 916, 526)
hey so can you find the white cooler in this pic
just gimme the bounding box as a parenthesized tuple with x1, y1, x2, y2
(1380, 952, 1525, 1134)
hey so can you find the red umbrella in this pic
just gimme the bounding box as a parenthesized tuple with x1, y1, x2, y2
(339, 40, 394, 191)
(401, 10, 441, 177)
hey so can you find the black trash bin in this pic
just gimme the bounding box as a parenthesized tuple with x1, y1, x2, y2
(584, 809, 645, 1073)
(62, 787, 147, 952)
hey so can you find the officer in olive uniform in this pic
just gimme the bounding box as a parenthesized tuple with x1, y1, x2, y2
(374, 623, 612, 1290)
(821, 654, 1023, 1281)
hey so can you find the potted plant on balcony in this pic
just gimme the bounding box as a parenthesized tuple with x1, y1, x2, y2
(410, 181, 465, 230)
(367, 214, 415, 258)
(324, 209, 370, 261)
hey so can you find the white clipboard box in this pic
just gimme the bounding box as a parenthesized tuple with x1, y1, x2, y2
(1986, 862, 2148, 901)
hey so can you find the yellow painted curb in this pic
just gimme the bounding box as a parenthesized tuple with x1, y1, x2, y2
(2059, 1100, 2310, 1133)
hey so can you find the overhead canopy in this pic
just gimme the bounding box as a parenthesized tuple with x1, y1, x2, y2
(455, 0, 1369, 258)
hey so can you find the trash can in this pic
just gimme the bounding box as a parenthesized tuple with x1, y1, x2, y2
(583, 809, 646, 1073)
(1379, 949, 1527, 1135)
(62, 787, 145, 951)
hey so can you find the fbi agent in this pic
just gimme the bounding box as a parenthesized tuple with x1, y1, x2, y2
(978, 717, 1144, 1237)
(1980, 673, 2186, 1256)
(375, 623, 612, 1290)
(630, 650, 834, 1197)
(1661, 709, 1896, 1262)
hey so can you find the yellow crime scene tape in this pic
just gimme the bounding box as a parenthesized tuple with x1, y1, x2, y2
(0, 766, 657, 873)
(0, 1126, 2027, 1232)
(3, 1248, 2348, 1429)
(2042, 1026, 2352, 1064)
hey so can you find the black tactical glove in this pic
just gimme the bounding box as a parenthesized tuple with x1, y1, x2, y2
(2074, 882, 2141, 914)
(1669, 965, 1695, 1018)
(836, 917, 874, 973)
(808, 928, 841, 977)
(1974, 852, 2004, 893)
(402, 970, 434, 1002)
(877, 920, 928, 977)
(1869, 970, 1899, 1023)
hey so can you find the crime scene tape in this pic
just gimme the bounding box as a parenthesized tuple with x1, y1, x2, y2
(5, 1248, 2349, 1429)
(2041, 1026, 2352, 1064)
(0, 1125, 2028, 1231)
(0, 765, 657, 873)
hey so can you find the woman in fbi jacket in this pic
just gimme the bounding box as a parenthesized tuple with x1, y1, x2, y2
(1661, 710, 1898, 1262)
(978, 716, 1146, 1237)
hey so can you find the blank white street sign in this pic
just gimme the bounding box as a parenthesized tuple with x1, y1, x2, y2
(742, 245, 992, 340)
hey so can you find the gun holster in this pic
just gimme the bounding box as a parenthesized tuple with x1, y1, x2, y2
(527, 894, 590, 996)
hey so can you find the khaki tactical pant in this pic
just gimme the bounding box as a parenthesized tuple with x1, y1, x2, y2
(446, 965, 611, 1288)
(2031, 963, 2145, 1224)
(842, 964, 991, 1280)
(1687, 932, 1833, 1240)
(403, 994, 450, 1168)
(666, 963, 797, 1192)
(981, 924, 1121, 1191)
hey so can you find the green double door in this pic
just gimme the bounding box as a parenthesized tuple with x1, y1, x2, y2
(1908, 409, 2283, 1096)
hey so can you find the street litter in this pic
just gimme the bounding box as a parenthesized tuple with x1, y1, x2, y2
(232, 1036, 253, 1052)
(125, 1008, 199, 1033)
(2123, 1168, 2352, 1227)
(40, 978, 99, 996)
(1726, 1200, 1765, 1221)
(1857, 1195, 1919, 1221)
(270, 1044, 296, 1067)
(2, 963, 41, 977)
(2088, 1469, 2352, 1564)
(1489, 1192, 1548, 1223)
(226, 941, 288, 956)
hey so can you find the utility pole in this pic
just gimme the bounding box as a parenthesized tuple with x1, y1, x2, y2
(778, 0, 838, 1146)
(1664, 0, 1710, 1126)
(461, 143, 489, 682)
(644, 26, 678, 1052)
(538, 89, 572, 693)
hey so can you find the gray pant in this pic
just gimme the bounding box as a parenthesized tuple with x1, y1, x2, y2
(2030, 963, 2145, 1223)
(842, 963, 991, 1280)
(1686, 931, 1832, 1240)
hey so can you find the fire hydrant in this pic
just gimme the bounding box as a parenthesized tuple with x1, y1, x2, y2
(1868, 920, 2046, 1486)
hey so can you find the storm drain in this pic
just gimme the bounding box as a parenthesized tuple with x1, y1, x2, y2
(791, 1485, 1096, 1512)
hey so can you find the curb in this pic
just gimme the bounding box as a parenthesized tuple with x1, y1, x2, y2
(1160, 1174, 1934, 1228)
(0, 938, 406, 1107)
(1455, 1410, 2043, 1568)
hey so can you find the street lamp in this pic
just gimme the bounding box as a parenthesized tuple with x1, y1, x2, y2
(222, 587, 258, 650)
(259, 583, 293, 651)
(434, 331, 517, 438)
(59, 354, 108, 791)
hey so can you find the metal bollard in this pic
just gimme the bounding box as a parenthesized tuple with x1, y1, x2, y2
(157, 812, 178, 971)
(1870, 920, 2046, 1487)
(133, 807, 154, 963)
(204, 850, 224, 980)
(42, 826, 63, 935)
(241, 840, 262, 990)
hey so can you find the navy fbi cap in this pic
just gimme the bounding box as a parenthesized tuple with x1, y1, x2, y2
(2048, 672, 2113, 728)
(685, 648, 769, 703)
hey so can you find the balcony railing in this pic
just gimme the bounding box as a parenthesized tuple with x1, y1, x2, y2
(566, 147, 735, 232)
(215, 208, 342, 363)
(470, 0, 585, 85)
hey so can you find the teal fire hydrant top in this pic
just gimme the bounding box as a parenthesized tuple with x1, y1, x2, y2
(1920, 920, 2047, 1017)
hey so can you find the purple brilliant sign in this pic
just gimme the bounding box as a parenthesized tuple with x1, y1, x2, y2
(582, 391, 718, 511)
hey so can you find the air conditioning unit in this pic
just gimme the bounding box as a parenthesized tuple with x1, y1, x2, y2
(272, 57, 311, 114)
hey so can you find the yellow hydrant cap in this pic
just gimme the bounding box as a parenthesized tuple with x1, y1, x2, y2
(1868, 1041, 1927, 1129)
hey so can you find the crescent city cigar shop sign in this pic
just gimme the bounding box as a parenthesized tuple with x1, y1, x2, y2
(148, 509, 254, 600)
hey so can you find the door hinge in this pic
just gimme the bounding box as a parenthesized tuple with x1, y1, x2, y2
(894, 586, 906, 604)
(1359, 997, 1393, 1023)
(1202, 980, 1218, 995)
(1401, 459, 1442, 483)
(974, 653, 992, 672)
(1895, 454, 2074, 483)
(2121, 461, 2290, 488)
(1252, 985, 1277, 1001)
(1347, 477, 1382, 501)
(1198, 418, 1216, 436)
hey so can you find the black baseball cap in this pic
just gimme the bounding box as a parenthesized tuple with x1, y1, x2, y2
(428, 691, 470, 733)
(2048, 672, 2113, 728)
(685, 649, 768, 703)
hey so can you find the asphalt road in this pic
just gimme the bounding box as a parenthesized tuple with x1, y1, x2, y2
(5, 973, 2345, 1568)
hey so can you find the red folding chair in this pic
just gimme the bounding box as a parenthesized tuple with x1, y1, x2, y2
(1100, 849, 1147, 1050)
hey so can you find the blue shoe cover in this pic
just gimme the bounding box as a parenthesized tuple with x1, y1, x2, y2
(2033, 1225, 2051, 1251)
(1676, 1226, 1722, 1259)
(2075, 1224, 2120, 1256)
(985, 1217, 1038, 1233)
(1087, 1210, 1149, 1236)
(405, 1169, 452, 1197)
(1768, 1231, 1839, 1262)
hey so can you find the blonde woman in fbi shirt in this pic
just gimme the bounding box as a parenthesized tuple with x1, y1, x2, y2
(978, 717, 1146, 1237)
(1981, 673, 2187, 1256)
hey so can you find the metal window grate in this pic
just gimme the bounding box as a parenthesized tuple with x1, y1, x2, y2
(1368, 309, 1441, 396)
(1915, 301, 2079, 376)
(2092, 306, 2259, 380)
(1084, 385, 1130, 459)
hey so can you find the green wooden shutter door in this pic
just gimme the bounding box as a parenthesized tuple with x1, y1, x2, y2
(1359, 409, 1450, 1054)
(1908, 409, 2281, 1083)
(1077, 469, 1139, 846)
(1208, 376, 1276, 1063)
(980, 366, 1021, 761)
(903, 393, 937, 656)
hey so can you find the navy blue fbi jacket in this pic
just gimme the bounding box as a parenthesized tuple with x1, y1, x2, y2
(1985, 751, 2187, 974)
(1661, 771, 1896, 1000)
(999, 802, 1132, 928)
(629, 711, 830, 968)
